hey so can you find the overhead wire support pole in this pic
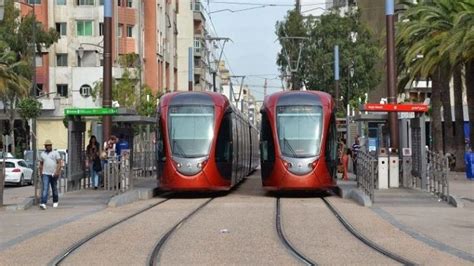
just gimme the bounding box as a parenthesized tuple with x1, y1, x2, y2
(205, 37, 232, 93)
(103, 0, 113, 141)
(277, 36, 308, 91)
(334, 45, 340, 111)
(386, 0, 399, 151)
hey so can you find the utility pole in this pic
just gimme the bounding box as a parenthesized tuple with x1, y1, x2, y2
(386, 0, 399, 150)
(296, 0, 301, 13)
(264, 78, 268, 97)
(205, 37, 231, 93)
(334, 45, 340, 110)
(103, 0, 113, 141)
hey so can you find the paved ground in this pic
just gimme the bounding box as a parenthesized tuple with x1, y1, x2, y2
(371, 171, 474, 261)
(0, 171, 472, 265)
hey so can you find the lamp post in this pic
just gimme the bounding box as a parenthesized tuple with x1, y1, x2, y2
(15, 0, 39, 204)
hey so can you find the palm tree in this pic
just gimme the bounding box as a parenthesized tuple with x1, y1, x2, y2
(0, 42, 31, 155)
(397, 0, 473, 161)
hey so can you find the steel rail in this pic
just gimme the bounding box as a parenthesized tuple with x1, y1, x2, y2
(50, 196, 172, 266)
(148, 197, 215, 266)
(322, 198, 416, 266)
(276, 197, 316, 266)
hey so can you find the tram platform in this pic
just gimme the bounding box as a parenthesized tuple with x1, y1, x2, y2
(337, 171, 474, 261)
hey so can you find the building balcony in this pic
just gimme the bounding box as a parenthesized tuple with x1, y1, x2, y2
(192, 1, 205, 22)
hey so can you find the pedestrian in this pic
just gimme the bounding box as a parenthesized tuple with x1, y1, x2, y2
(352, 136, 361, 175)
(342, 148, 351, 181)
(115, 134, 130, 161)
(39, 140, 62, 210)
(86, 135, 99, 185)
(90, 146, 102, 189)
(103, 135, 117, 159)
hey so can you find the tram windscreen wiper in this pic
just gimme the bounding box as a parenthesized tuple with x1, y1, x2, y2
(283, 137, 297, 158)
(172, 140, 186, 157)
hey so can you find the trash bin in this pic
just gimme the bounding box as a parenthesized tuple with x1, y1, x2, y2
(465, 152, 474, 180)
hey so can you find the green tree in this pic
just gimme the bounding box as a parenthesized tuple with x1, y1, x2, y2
(92, 68, 139, 108)
(276, 9, 381, 115)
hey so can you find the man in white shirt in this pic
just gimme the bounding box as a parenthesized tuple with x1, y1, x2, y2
(38, 140, 62, 210)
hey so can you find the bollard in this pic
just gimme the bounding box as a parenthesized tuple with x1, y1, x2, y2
(401, 148, 412, 187)
(389, 152, 399, 188)
(378, 148, 389, 189)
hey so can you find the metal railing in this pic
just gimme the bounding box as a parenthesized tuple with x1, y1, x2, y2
(103, 157, 132, 193)
(426, 149, 450, 201)
(132, 134, 156, 178)
(356, 149, 377, 202)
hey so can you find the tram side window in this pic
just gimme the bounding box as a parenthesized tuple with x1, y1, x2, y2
(215, 112, 232, 162)
(325, 113, 337, 171)
(260, 111, 275, 162)
(157, 117, 165, 160)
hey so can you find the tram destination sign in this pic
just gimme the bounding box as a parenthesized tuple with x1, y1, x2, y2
(65, 107, 119, 116)
(361, 103, 428, 113)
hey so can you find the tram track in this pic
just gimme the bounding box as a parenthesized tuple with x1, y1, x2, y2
(49, 196, 172, 266)
(321, 197, 416, 266)
(275, 197, 316, 266)
(147, 197, 215, 266)
(276, 195, 417, 265)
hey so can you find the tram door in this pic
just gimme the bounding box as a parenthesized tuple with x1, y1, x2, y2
(260, 110, 275, 180)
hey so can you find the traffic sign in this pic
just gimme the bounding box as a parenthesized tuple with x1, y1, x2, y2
(361, 103, 428, 112)
(64, 107, 118, 116)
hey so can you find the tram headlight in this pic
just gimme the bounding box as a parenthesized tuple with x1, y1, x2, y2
(176, 163, 182, 168)
(283, 161, 292, 169)
(197, 159, 208, 169)
(308, 161, 317, 169)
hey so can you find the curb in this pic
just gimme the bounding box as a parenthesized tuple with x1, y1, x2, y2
(448, 194, 464, 208)
(348, 189, 372, 207)
(5, 197, 35, 211)
(107, 187, 158, 208)
(336, 184, 372, 207)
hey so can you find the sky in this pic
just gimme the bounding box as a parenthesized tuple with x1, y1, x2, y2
(203, 0, 327, 101)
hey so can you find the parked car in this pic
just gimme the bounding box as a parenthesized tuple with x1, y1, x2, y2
(3, 159, 33, 186)
(24, 150, 44, 170)
(0, 152, 15, 159)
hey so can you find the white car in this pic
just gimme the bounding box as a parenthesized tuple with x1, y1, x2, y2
(3, 159, 33, 186)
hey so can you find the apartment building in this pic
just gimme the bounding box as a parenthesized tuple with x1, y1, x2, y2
(177, 0, 218, 92)
(17, 0, 178, 149)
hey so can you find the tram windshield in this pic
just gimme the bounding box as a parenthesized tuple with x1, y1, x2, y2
(168, 106, 214, 158)
(276, 105, 323, 158)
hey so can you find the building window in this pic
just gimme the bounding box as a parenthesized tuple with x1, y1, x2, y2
(56, 54, 68, 67)
(127, 0, 132, 7)
(56, 0, 66, 5)
(117, 0, 122, 6)
(99, 0, 104, 4)
(35, 55, 43, 67)
(99, 22, 104, 36)
(57, 84, 68, 98)
(77, 20, 93, 36)
(117, 24, 123, 37)
(35, 84, 43, 97)
(77, 0, 94, 5)
(194, 38, 201, 53)
(55, 23, 67, 36)
(28, 0, 41, 4)
(126, 25, 133, 37)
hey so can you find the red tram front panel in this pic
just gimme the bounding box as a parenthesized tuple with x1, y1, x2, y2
(260, 91, 338, 190)
(156, 92, 259, 191)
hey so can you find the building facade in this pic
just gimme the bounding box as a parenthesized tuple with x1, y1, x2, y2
(17, 0, 178, 149)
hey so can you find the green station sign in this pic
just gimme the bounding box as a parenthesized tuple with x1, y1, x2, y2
(64, 107, 119, 116)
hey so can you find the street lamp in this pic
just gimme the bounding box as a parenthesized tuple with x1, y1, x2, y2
(14, 0, 40, 204)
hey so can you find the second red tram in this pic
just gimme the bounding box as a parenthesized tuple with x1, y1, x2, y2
(156, 92, 259, 191)
(260, 91, 338, 190)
